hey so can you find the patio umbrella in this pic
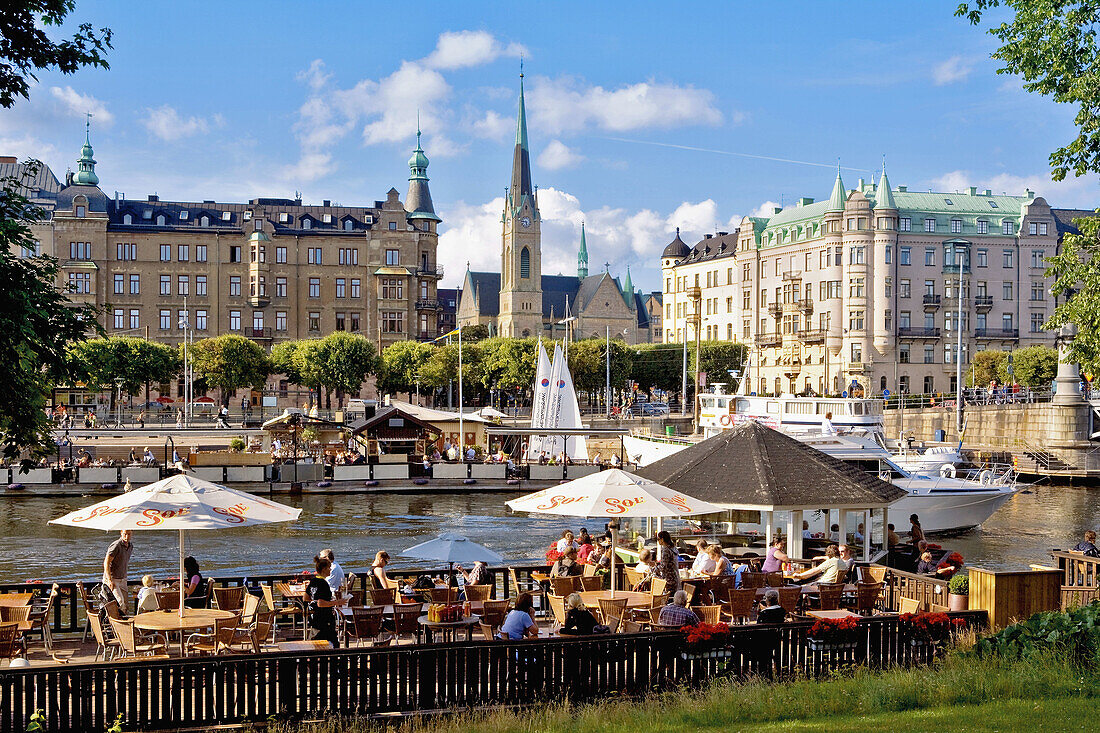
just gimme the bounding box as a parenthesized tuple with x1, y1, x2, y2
(193, 396, 216, 404)
(505, 468, 722, 596)
(402, 533, 505, 582)
(155, 396, 174, 404)
(48, 474, 301, 617)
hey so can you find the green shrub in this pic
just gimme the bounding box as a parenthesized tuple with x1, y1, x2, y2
(228, 437, 246, 453)
(949, 572, 969, 596)
(973, 600, 1100, 666)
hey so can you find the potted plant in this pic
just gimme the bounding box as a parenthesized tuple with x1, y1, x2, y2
(806, 616, 860, 653)
(679, 622, 733, 659)
(899, 611, 967, 657)
(948, 572, 969, 611)
(228, 437, 246, 453)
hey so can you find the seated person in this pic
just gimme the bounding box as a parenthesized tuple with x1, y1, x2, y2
(576, 537, 595, 564)
(550, 547, 583, 578)
(756, 588, 786, 624)
(500, 593, 539, 639)
(456, 560, 489, 588)
(136, 575, 159, 613)
(182, 556, 207, 608)
(915, 551, 939, 575)
(634, 548, 655, 576)
(1072, 530, 1100, 558)
(691, 540, 716, 575)
(887, 523, 901, 548)
(793, 544, 847, 584)
(555, 531, 577, 553)
(559, 593, 599, 635)
(657, 590, 700, 628)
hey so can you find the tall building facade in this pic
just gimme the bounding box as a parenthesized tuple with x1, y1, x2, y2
(458, 74, 651, 344)
(13, 128, 444, 365)
(662, 167, 1076, 396)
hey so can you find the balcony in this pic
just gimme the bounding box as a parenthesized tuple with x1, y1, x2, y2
(796, 298, 814, 315)
(922, 294, 941, 309)
(767, 302, 782, 317)
(974, 295, 993, 311)
(415, 299, 441, 311)
(798, 329, 826, 343)
(755, 332, 781, 347)
(416, 265, 445, 279)
(248, 327, 273, 340)
(846, 362, 870, 374)
(686, 286, 702, 301)
(974, 328, 1019, 340)
(248, 295, 270, 308)
(898, 327, 940, 338)
(781, 270, 802, 281)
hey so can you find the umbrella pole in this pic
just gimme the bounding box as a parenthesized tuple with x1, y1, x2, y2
(179, 529, 186, 619)
(610, 527, 618, 599)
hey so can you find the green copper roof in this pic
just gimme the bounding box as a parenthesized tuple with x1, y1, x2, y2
(875, 164, 897, 210)
(577, 222, 589, 279)
(622, 266, 634, 308)
(515, 73, 529, 151)
(827, 168, 846, 212)
(408, 129, 430, 174)
(249, 230, 270, 242)
(73, 125, 99, 186)
(406, 122, 440, 222)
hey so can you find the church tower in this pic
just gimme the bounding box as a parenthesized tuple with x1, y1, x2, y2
(497, 68, 544, 338)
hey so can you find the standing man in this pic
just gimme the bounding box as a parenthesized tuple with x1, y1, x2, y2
(103, 529, 133, 611)
(320, 548, 344, 594)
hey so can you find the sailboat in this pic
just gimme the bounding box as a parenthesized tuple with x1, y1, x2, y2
(527, 341, 588, 462)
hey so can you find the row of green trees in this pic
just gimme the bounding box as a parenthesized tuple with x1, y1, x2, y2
(965, 346, 1060, 388)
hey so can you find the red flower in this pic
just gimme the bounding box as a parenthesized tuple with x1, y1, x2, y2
(680, 622, 732, 651)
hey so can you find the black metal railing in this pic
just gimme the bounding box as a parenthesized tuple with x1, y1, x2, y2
(898, 327, 940, 338)
(974, 328, 1019, 339)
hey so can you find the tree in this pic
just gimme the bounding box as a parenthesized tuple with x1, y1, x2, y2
(957, 1, 1100, 180)
(68, 337, 180, 398)
(698, 342, 748, 387)
(376, 340, 435, 398)
(314, 332, 377, 405)
(966, 350, 1009, 387)
(1011, 345, 1059, 387)
(476, 337, 539, 392)
(270, 341, 306, 388)
(632, 343, 686, 395)
(0, 1, 113, 108)
(1046, 216, 1100, 373)
(186, 336, 271, 405)
(568, 338, 633, 404)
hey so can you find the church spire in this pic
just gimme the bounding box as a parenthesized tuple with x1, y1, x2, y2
(577, 222, 589, 279)
(74, 113, 99, 186)
(508, 64, 534, 213)
(622, 266, 635, 309)
(405, 116, 440, 222)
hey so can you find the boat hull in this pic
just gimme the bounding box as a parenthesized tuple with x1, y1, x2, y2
(888, 487, 1019, 534)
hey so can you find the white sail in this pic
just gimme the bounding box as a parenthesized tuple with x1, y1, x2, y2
(542, 343, 566, 458)
(526, 343, 553, 461)
(559, 357, 589, 461)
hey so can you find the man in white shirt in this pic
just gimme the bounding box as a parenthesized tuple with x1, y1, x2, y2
(320, 548, 344, 594)
(821, 411, 836, 435)
(691, 540, 716, 575)
(795, 545, 848, 584)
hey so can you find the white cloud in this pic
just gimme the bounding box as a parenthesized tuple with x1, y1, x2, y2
(933, 56, 972, 86)
(750, 200, 781, 218)
(141, 105, 212, 142)
(538, 139, 584, 170)
(336, 61, 451, 146)
(929, 169, 1100, 209)
(528, 75, 723, 135)
(48, 86, 113, 125)
(424, 30, 526, 70)
(471, 109, 511, 139)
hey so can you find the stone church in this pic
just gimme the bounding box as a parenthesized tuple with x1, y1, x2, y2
(457, 73, 652, 344)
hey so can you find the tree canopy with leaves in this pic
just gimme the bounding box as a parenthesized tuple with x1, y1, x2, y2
(1046, 217, 1100, 373)
(376, 340, 434, 397)
(68, 337, 180, 397)
(186, 336, 271, 404)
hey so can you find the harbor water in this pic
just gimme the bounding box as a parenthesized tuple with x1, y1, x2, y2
(4, 483, 1097, 583)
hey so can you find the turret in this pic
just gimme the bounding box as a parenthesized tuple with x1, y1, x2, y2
(73, 118, 99, 186)
(405, 122, 440, 224)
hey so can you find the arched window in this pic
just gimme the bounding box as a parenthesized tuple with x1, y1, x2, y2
(343, 219, 353, 231)
(199, 215, 209, 227)
(520, 247, 531, 279)
(774, 377, 781, 396)
(156, 214, 166, 226)
(302, 218, 312, 230)
(122, 213, 132, 225)
(880, 376, 887, 392)
(522, 329, 530, 337)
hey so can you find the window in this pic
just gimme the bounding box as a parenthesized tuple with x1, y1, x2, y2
(128, 309, 139, 329)
(195, 275, 207, 296)
(335, 312, 345, 331)
(900, 246, 911, 265)
(199, 215, 209, 227)
(252, 311, 264, 332)
(849, 246, 865, 264)
(1030, 312, 1045, 333)
(951, 218, 962, 234)
(302, 218, 312, 230)
(344, 220, 354, 231)
(1030, 281, 1045, 301)
(976, 280, 987, 297)
(336, 278, 346, 298)
(977, 220, 988, 234)
(308, 278, 320, 298)
(1003, 249, 1014, 268)
(742, 263, 750, 281)
(307, 247, 322, 265)
(1003, 281, 1013, 300)
(351, 278, 361, 298)
(884, 246, 892, 264)
(159, 275, 171, 295)
(229, 276, 241, 296)
(129, 274, 139, 294)
(382, 311, 405, 333)
(116, 243, 136, 261)
(350, 312, 360, 332)
(113, 274, 124, 294)
(899, 217, 911, 232)
(177, 275, 189, 296)
(177, 245, 188, 262)
(1030, 249, 1045, 268)
(976, 249, 988, 267)
(924, 218, 936, 232)
(899, 344, 910, 363)
(899, 310, 911, 328)
(899, 278, 911, 298)
(196, 244, 207, 262)
(848, 310, 865, 331)
(849, 277, 865, 297)
(339, 248, 358, 265)
(276, 311, 287, 331)
(945, 310, 968, 332)
(1029, 222, 1037, 235)
(924, 344, 935, 364)
(68, 241, 92, 260)
(229, 246, 241, 263)
(924, 279, 936, 296)
(122, 213, 133, 225)
(196, 310, 207, 331)
(159, 310, 171, 330)
(275, 277, 287, 297)
(276, 247, 287, 264)
(520, 247, 530, 278)
(850, 343, 862, 362)
(924, 312, 935, 329)
(1002, 220, 1014, 235)
(388, 221, 397, 231)
(1002, 313, 1014, 331)
(229, 311, 241, 331)
(924, 247, 935, 266)
(112, 309, 124, 329)
(877, 217, 894, 230)
(386, 249, 400, 266)
(159, 244, 170, 261)
(885, 309, 893, 330)
(726, 296, 733, 313)
(976, 313, 987, 330)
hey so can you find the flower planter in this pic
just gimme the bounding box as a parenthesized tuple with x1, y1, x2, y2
(680, 649, 734, 661)
(947, 593, 969, 611)
(806, 638, 858, 653)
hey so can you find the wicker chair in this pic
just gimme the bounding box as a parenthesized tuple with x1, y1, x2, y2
(899, 597, 922, 614)
(859, 565, 887, 584)
(724, 588, 756, 624)
(185, 613, 239, 656)
(87, 613, 120, 661)
(549, 577, 580, 596)
(0, 623, 22, 666)
(261, 584, 302, 638)
(109, 618, 168, 658)
(851, 582, 884, 615)
(229, 610, 274, 653)
(765, 572, 786, 588)
(212, 585, 245, 611)
(392, 603, 422, 641)
(776, 586, 803, 615)
(479, 622, 497, 641)
(480, 599, 510, 630)
(740, 572, 767, 589)
(367, 587, 397, 606)
(238, 593, 261, 626)
(596, 597, 628, 631)
(696, 605, 723, 624)
(649, 577, 668, 599)
(578, 576, 603, 592)
(424, 587, 458, 605)
(623, 567, 645, 589)
(619, 619, 644, 633)
(582, 563, 598, 578)
(816, 583, 845, 612)
(27, 584, 59, 651)
(463, 584, 492, 602)
(508, 567, 543, 597)
(155, 590, 181, 611)
(547, 594, 568, 626)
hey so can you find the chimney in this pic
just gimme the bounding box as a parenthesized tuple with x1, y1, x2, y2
(148, 194, 159, 202)
(323, 199, 331, 207)
(1026, 188, 1035, 198)
(0, 156, 16, 164)
(898, 185, 907, 192)
(969, 186, 977, 196)
(799, 197, 814, 206)
(984, 189, 992, 196)
(704, 233, 712, 239)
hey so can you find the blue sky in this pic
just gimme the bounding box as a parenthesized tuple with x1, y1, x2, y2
(3, 0, 1097, 291)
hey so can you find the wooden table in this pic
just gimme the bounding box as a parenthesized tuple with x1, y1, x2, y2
(417, 614, 480, 644)
(806, 609, 862, 620)
(132, 609, 237, 656)
(276, 640, 332, 652)
(577, 590, 652, 609)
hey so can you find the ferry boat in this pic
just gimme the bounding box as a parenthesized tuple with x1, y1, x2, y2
(623, 387, 1020, 534)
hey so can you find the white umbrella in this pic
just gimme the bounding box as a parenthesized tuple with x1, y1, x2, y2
(49, 473, 301, 617)
(506, 468, 722, 595)
(477, 406, 508, 420)
(402, 533, 505, 584)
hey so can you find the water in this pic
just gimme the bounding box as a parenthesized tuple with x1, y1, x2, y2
(2, 484, 1098, 583)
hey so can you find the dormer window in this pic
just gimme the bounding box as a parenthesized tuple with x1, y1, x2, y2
(122, 213, 132, 225)
(243, 210, 252, 221)
(344, 220, 354, 231)
(254, 220, 263, 231)
(76, 205, 86, 217)
(156, 214, 166, 226)
(199, 215, 210, 227)
(323, 214, 332, 224)
(143, 209, 152, 220)
(179, 210, 189, 220)
(302, 218, 312, 230)
(221, 211, 231, 221)
(279, 213, 289, 223)
(944, 198, 954, 205)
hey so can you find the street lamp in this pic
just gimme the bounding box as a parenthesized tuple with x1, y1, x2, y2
(113, 377, 124, 429)
(178, 299, 194, 428)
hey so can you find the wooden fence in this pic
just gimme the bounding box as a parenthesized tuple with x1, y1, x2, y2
(0, 611, 987, 733)
(1049, 550, 1100, 610)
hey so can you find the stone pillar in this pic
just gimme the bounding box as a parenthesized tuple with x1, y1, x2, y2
(1054, 323, 1085, 405)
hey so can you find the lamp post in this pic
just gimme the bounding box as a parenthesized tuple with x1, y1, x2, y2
(178, 300, 193, 428)
(113, 377, 123, 429)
